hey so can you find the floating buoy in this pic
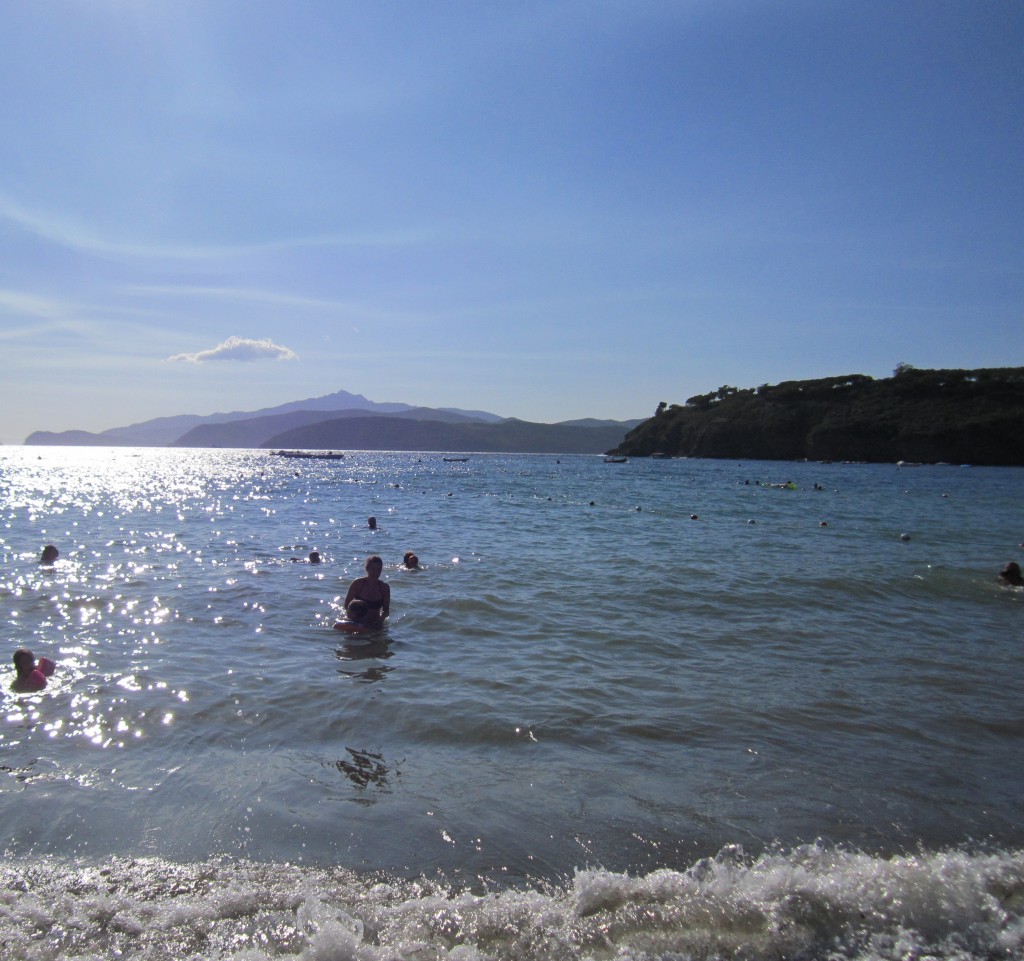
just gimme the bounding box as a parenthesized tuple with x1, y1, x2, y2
(900, 533, 911, 541)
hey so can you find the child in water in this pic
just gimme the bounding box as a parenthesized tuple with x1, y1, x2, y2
(11, 649, 55, 692)
(334, 599, 371, 633)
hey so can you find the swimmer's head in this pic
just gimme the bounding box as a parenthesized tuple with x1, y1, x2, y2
(347, 599, 369, 624)
(309, 551, 321, 564)
(1001, 561, 1023, 584)
(40, 545, 59, 564)
(403, 551, 419, 568)
(13, 648, 34, 676)
(365, 555, 383, 574)
(367, 516, 377, 530)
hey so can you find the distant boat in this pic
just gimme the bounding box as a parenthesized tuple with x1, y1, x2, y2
(603, 456, 628, 463)
(442, 457, 469, 462)
(271, 450, 346, 461)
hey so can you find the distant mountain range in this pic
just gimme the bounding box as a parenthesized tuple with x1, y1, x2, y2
(25, 388, 643, 455)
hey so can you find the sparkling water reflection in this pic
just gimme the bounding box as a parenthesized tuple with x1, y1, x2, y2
(1, 447, 1022, 883)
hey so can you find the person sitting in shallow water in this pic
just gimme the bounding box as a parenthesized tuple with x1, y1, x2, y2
(998, 561, 1024, 586)
(11, 648, 55, 692)
(40, 545, 59, 564)
(402, 551, 420, 570)
(344, 555, 390, 628)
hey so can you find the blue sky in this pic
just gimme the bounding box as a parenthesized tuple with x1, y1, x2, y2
(1, 1, 1021, 444)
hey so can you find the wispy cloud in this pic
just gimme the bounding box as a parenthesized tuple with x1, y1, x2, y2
(0, 192, 431, 262)
(128, 285, 358, 311)
(0, 288, 69, 320)
(168, 336, 299, 363)
(124, 284, 430, 326)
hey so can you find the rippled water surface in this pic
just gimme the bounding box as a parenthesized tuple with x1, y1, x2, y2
(1, 447, 1022, 959)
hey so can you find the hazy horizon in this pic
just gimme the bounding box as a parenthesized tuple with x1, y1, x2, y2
(17, 385, 645, 444)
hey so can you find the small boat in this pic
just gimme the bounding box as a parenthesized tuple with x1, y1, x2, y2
(442, 457, 469, 462)
(603, 456, 628, 463)
(271, 450, 346, 461)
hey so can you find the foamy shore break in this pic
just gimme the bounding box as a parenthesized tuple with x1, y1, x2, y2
(1, 846, 1022, 960)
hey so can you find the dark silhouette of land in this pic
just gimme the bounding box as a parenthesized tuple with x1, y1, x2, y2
(24, 387, 641, 454)
(611, 366, 1024, 466)
(258, 415, 631, 455)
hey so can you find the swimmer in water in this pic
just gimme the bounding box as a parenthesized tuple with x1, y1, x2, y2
(40, 545, 59, 564)
(402, 551, 420, 570)
(11, 648, 55, 692)
(344, 555, 390, 628)
(998, 561, 1023, 586)
(335, 598, 371, 632)
(290, 551, 322, 564)
(367, 516, 378, 530)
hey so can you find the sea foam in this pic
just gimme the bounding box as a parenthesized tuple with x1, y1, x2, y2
(1, 845, 1022, 960)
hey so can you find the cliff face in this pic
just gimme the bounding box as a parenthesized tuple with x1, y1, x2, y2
(613, 368, 1024, 466)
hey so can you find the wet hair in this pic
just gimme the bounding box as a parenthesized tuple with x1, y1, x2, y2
(347, 599, 369, 623)
(367, 516, 377, 529)
(403, 551, 419, 568)
(13, 648, 34, 675)
(308, 551, 321, 564)
(40, 545, 59, 564)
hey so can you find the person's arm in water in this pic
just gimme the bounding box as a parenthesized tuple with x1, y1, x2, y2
(380, 581, 391, 620)
(343, 577, 364, 613)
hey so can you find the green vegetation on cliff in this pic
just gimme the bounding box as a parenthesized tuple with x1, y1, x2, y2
(612, 366, 1024, 465)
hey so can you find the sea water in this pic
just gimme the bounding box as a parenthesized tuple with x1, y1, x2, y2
(1, 446, 1022, 960)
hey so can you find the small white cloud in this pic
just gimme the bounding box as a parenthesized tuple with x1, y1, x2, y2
(168, 336, 299, 363)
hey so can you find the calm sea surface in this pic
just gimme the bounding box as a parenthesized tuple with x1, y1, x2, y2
(1, 446, 1022, 960)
